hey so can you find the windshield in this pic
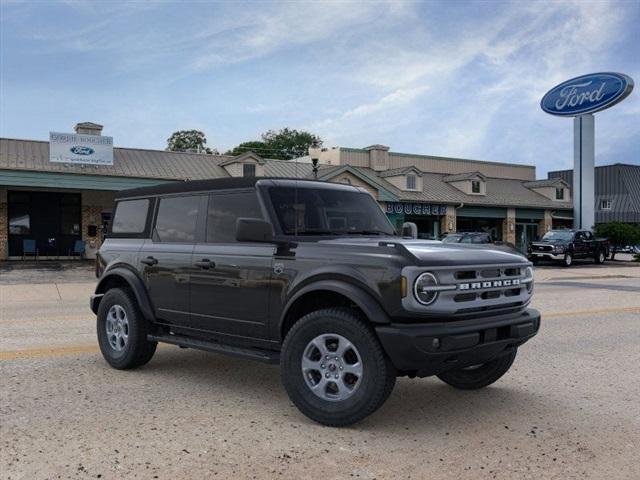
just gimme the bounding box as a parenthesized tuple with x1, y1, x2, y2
(542, 231, 574, 241)
(267, 186, 396, 236)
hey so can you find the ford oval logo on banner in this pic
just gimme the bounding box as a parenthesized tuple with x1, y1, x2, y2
(541, 72, 634, 116)
(70, 145, 95, 155)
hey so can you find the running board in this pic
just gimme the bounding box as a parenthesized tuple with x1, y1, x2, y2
(148, 334, 280, 364)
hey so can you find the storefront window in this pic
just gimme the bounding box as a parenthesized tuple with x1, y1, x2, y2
(9, 208, 30, 234)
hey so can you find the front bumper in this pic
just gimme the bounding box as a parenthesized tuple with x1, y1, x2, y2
(529, 251, 564, 260)
(376, 308, 540, 377)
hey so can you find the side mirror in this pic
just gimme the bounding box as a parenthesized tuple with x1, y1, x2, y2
(401, 222, 418, 239)
(236, 218, 273, 243)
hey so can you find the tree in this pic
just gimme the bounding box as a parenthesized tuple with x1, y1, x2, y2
(225, 141, 268, 157)
(593, 222, 640, 260)
(226, 128, 322, 160)
(167, 130, 217, 154)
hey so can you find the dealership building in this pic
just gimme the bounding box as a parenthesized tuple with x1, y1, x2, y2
(7, 121, 636, 261)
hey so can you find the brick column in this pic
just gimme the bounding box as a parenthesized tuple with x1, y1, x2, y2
(539, 210, 553, 239)
(502, 208, 516, 244)
(440, 205, 457, 234)
(81, 204, 104, 259)
(0, 194, 7, 261)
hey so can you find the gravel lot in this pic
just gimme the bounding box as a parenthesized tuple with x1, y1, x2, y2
(1, 261, 639, 479)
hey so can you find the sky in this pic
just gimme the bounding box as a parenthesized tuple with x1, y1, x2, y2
(0, 0, 638, 177)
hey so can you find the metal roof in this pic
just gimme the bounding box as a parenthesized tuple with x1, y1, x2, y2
(263, 159, 314, 178)
(443, 171, 486, 182)
(0, 137, 231, 181)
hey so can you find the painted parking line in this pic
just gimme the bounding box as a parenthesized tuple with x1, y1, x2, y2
(0, 343, 171, 361)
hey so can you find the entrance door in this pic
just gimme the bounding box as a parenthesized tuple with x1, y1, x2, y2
(516, 223, 539, 253)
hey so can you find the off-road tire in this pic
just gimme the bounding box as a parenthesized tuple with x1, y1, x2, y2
(97, 288, 157, 370)
(562, 253, 573, 267)
(281, 308, 396, 427)
(437, 348, 517, 390)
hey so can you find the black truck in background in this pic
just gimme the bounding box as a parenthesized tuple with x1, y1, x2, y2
(528, 230, 609, 267)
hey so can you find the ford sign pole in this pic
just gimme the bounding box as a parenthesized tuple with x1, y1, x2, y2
(541, 72, 634, 230)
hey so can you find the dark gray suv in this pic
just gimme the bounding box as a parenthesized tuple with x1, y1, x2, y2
(91, 178, 540, 426)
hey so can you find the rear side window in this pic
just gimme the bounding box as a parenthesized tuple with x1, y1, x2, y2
(207, 192, 263, 243)
(112, 199, 149, 234)
(154, 196, 200, 243)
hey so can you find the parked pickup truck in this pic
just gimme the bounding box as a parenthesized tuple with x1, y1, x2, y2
(528, 230, 609, 267)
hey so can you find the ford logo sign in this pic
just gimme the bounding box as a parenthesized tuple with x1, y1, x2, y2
(70, 146, 95, 155)
(541, 72, 633, 116)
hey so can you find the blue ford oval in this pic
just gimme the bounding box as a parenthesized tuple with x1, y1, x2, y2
(541, 72, 634, 116)
(70, 146, 95, 155)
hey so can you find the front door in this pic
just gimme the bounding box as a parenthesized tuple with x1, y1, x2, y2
(139, 194, 202, 327)
(189, 191, 273, 341)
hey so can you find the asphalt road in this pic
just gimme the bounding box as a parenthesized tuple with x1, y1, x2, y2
(1, 263, 639, 479)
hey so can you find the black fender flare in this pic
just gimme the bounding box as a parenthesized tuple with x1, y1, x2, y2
(278, 279, 391, 336)
(93, 267, 156, 322)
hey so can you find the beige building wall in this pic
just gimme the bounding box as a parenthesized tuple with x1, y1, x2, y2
(384, 174, 423, 192)
(334, 147, 536, 181)
(530, 186, 571, 202)
(329, 172, 379, 199)
(539, 210, 553, 237)
(440, 205, 457, 234)
(448, 179, 486, 195)
(223, 160, 265, 177)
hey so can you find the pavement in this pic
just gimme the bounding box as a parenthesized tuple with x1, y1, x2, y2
(1, 260, 639, 479)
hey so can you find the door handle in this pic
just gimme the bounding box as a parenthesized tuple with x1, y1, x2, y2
(194, 259, 215, 269)
(141, 256, 158, 266)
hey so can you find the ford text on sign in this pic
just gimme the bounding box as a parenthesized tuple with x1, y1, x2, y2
(49, 132, 114, 166)
(541, 72, 634, 116)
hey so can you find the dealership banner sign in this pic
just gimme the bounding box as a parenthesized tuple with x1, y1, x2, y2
(386, 202, 447, 216)
(49, 132, 114, 165)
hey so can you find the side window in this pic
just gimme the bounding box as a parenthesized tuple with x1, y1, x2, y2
(207, 192, 263, 243)
(112, 199, 149, 234)
(154, 196, 200, 243)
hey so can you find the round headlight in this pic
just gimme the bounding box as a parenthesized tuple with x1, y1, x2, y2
(525, 266, 534, 294)
(414, 272, 439, 305)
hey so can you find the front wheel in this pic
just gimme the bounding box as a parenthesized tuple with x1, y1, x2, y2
(280, 308, 396, 427)
(562, 253, 573, 267)
(595, 250, 606, 264)
(437, 348, 517, 390)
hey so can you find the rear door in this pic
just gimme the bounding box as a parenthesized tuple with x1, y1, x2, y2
(139, 194, 203, 327)
(189, 190, 274, 342)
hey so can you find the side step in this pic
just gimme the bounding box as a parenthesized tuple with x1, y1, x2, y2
(148, 334, 280, 364)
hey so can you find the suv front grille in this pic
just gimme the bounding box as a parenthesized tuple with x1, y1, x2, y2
(403, 262, 533, 317)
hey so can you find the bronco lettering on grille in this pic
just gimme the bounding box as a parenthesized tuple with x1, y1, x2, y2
(458, 279, 520, 290)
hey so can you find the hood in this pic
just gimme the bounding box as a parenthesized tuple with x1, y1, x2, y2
(531, 239, 568, 246)
(317, 236, 528, 266)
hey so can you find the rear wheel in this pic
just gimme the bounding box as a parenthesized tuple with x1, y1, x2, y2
(437, 348, 517, 390)
(97, 288, 157, 369)
(280, 308, 396, 427)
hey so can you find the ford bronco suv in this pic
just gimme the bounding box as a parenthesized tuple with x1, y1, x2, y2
(91, 178, 540, 426)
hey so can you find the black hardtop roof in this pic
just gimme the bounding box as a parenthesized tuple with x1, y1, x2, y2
(115, 177, 358, 199)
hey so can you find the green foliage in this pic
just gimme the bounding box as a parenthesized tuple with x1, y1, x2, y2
(167, 130, 216, 154)
(226, 128, 322, 160)
(594, 222, 640, 260)
(225, 141, 269, 157)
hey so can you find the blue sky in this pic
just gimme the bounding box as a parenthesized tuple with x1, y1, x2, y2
(1, 0, 638, 176)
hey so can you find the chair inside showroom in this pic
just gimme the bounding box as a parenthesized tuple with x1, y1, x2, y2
(68, 240, 86, 260)
(22, 239, 38, 261)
